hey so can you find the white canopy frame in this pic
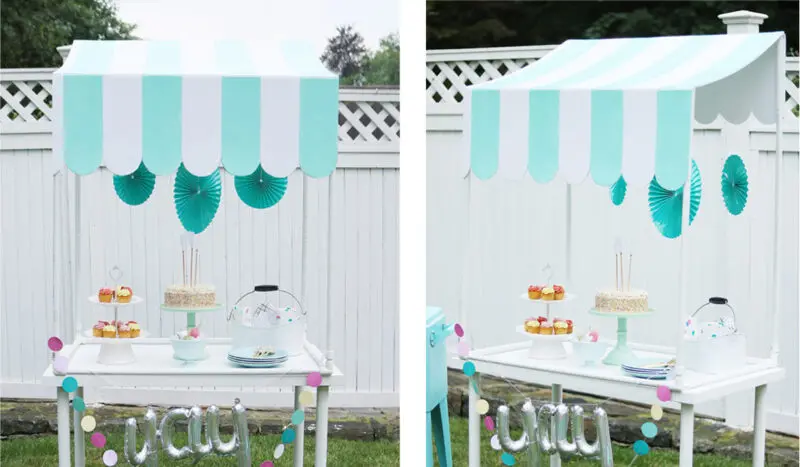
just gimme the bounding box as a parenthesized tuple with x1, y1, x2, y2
(459, 18, 787, 467)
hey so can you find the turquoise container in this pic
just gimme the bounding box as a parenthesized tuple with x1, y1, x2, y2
(426, 306, 453, 467)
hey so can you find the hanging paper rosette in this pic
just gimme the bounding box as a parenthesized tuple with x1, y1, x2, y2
(234, 166, 288, 209)
(649, 159, 702, 239)
(721, 154, 748, 216)
(609, 176, 627, 206)
(174, 164, 221, 234)
(113, 162, 155, 206)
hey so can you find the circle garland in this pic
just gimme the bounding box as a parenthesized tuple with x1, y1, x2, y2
(609, 176, 627, 206)
(721, 154, 749, 216)
(452, 323, 668, 464)
(47, 335, 319, 466)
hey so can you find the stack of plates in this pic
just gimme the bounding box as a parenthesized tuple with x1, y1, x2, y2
(227, 347, 289, 368)
(621, 359, 675, 380)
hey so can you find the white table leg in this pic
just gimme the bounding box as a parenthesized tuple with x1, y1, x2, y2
(679, 403, 694, 466)
(551, 384, 562, 467)
(73, 387, 85, 467)
(57, 387, 71, 467)
(752, 385, 767, 467)
(315, 385, 330, 467)
(293, 386, 305, 467)
(468, 380, 480, 467)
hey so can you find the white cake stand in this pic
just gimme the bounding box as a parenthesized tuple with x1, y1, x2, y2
(588, 308, 655, 366)
(87, 295, 144, 364)
(515, 325, 574, 359)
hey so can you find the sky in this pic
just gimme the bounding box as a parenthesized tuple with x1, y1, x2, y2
(113, 0, 398, 54)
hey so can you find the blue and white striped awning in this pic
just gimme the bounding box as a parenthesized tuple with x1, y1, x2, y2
(465, 32, 783, 189)
(53, 40, 339, 178)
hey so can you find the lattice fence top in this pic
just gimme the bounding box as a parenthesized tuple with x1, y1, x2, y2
(427, 46, 800, 117)
(0, 70, 400, 144)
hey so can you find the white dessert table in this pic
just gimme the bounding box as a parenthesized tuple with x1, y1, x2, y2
(42, 338, 343, 467)
(463, 341, 784, 467)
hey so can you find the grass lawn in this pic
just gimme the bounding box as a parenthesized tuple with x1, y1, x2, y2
(0, 416, 775, 466)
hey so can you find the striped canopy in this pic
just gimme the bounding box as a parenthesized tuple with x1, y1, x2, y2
(465, 32, 783, 190)
(53, 40, 339, 178)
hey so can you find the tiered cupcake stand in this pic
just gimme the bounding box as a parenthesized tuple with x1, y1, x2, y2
(517, 292, 576, 359)
(84, 295, 148, 365)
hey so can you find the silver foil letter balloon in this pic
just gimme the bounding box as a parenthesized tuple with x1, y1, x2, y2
(124, 407, 158, 466)
(123, 401, 251, 467)
(495, 401, 614, 467)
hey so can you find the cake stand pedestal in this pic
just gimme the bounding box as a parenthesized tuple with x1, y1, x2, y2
(589, 308, 655, 366)
(160, 304, 225, 328)
(87, 296, 144, 364)
(518, 293, 577, 359)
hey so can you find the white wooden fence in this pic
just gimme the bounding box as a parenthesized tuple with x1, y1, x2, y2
(426, 42, 800, 436)
(0, 69, 400, 408)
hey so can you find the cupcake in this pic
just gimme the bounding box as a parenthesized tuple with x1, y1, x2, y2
(118, 324, 131, 338)
(127, 321, 141, 338)
(541, 287, 555, 301)
(527, 285, 542, 300)
(524, 319, 540, 334)
(553, 285, 565, 300)
(92, 322, 105, 337)
(98, 288, 114, 303)
(554, 321, 569, 335)
(102, 324, 117, 338)
(539, 322, 554, 335)
(116, 286, 132, 303)
(566, 319, 573, 334)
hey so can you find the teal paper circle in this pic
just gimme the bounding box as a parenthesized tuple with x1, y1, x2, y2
(633, 440, 650, 456)
(234, 166, 288, 209)
(113, 162, 155, 206)
(291, 410, 305, 425)
(501, 452, 516, 465)
(281, 427, 296, 444)
(62, 376, 78, 393)
(641, 421, 658, 438)
(174, 164, 222, 234)
(721, 154, 748, 216)
(73, 396, 86, 412)
(463, 361, 476, 376)
(610, 176, 627, 206)
(649, 159, 702, 239)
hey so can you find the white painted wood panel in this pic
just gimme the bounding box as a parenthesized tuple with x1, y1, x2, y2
(0, 149, 399, 406)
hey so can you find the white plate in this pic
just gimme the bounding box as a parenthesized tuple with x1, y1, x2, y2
(519, 292, 576, 304)
(88, 295, 143, 307)
(82, 329, 149, 343)
(515, 325, 575, 341)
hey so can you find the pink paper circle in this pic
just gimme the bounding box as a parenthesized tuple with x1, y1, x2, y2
(102, 450, 117, 466)
(48, 336, 63, 352)
(656, 385, 672, 402)
(307, 372, 322, 387)
(91, 432, 106, 448)
(260, 462, 274, 467)
(454, 323, 464, 338)
(457, 341, 470, 357)
(53, 355, 70, 374)
(484, 416, 495, 432)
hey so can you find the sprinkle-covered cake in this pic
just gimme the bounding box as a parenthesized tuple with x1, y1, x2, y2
(164, 285, 216, 308)
(594, 289, 648, 313)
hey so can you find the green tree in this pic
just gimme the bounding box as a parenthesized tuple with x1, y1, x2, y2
(1, 0, 136, 68)
(362, 33, 400, 86)
(320, 25, 368, 84)
(426, 1, 798, 52)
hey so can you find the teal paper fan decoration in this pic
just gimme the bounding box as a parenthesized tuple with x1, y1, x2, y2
(610, 176, 627, 206)
(649, 159, 702, 239)
(113, 162, 155, 206)
(721, 154, 748, 216)
(234, 166, 288, 209)
(174, 164, 222, 234)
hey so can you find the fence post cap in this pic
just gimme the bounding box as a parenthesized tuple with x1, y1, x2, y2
(718, 10, 767, 34)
